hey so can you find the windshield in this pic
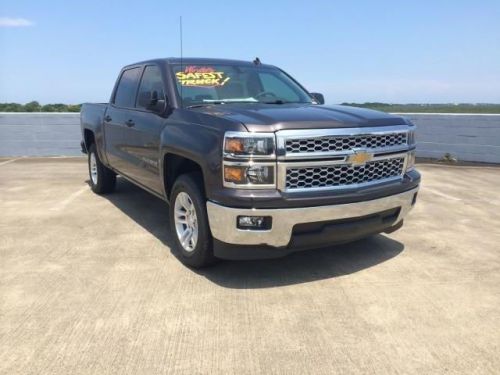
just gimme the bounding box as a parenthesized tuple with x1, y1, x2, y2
(172, 64, 313, 108)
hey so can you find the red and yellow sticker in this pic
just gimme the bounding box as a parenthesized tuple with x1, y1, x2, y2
(176, 66, 230, 87)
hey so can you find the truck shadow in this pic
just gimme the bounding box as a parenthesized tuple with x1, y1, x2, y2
(199, 236, 403, 289)
(103, 178, 404, 289)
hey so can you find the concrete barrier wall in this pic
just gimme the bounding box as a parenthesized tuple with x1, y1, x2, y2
(1, 112, 499, 163)
(0, 113, 81, 157)
(401, 113, 500, 163)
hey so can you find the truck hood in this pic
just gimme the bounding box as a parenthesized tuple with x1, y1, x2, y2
(190, 103, 408, 132)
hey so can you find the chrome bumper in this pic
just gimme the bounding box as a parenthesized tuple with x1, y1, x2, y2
(206, 187, 419, 247)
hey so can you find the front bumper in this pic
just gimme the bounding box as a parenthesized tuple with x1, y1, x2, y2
(206, 187, 419, 250)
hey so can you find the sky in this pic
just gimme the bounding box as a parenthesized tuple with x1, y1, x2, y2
(1, 0, 499, 104)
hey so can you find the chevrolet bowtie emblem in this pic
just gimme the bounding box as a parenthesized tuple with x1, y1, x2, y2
(348, 151, 373, 166)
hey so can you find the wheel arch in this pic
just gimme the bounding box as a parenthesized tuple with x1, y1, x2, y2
(83, 128, 95, 150)
(163, 153, 205, 201)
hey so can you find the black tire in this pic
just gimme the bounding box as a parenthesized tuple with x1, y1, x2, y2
(169, 172, 215, 268)
(88, 143, 116, 194)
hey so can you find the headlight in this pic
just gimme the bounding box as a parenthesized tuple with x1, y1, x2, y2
(223, 163, 275, 187)
(406, 150, 416, 171)
(407, 128, 416, 145)
(224, 132, 275, 157)
(223, 132, 276, 189)
(406, 125, 416, 171)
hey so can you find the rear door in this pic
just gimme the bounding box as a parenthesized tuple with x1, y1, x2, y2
(104, 67, 142, 174)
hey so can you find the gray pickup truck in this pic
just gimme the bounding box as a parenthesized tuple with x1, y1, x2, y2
(80, 57, 420, 267)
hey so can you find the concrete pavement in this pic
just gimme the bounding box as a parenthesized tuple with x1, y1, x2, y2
(1, 158, 499, 374)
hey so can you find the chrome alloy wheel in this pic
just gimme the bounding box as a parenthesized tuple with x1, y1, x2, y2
(90, 152, 98, 185)
(174, 192, 199, 252)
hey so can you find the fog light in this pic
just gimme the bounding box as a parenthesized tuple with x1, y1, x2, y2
(237, 216, 272, 230)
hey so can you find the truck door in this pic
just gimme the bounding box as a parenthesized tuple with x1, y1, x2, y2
(103, 67, 142, 174)
(120, 65, 166, 193)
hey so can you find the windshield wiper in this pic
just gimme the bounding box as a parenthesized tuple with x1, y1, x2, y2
(188, 100, 310, 108)
(202, 98, 258, 104)
(262, 100, 313, 105)
(262, 100, 289, 104)
(186, 103, 212, 109)
(187, 98, 259, 108)
(187, 99, 259, 109)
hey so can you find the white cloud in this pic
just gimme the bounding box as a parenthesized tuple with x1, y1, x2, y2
(0, 17, 34, 27)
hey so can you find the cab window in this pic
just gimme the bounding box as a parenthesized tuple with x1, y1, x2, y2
(258, 72, 301, 102)
(172, 64, 312, 107)
(136, 66, 165, 110)
(113, 67, 141, 108)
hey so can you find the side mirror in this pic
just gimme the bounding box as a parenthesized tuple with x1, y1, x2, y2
(150, 90, 166, 113)
(310, 92, 325, 105)
(150, 90, 159, 106)
(137, 90, 166, 112)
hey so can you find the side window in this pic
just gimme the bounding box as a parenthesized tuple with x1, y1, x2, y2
(258, 73, 301, 102)
(136, 65, 165, 110)
(113, 67, 141, 108)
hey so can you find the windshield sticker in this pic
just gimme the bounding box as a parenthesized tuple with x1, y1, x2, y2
(176, 66, 230, 87)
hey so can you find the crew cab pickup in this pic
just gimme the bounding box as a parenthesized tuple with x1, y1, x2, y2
(80, 58, 420, 267)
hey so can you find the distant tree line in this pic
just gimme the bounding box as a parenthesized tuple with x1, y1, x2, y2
(0, 101, 81, 112)
(1, 101, 499, 114)
(341, 102, 500, 114)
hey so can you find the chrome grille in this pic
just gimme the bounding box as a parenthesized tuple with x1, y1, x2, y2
(285, 157, 405, 190)
(285, 133, 407, 154)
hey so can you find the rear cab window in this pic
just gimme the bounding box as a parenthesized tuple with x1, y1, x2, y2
(113, 67, 141, 108)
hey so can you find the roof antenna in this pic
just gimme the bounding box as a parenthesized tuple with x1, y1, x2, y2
(253, 57, 261, 65)
(179, 16, 183, 107)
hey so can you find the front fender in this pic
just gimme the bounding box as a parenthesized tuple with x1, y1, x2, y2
(160, 122, 222, 200)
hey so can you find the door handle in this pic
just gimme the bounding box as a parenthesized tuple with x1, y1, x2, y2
(125, 119, 135, 127)
(104, 115, 112, 122)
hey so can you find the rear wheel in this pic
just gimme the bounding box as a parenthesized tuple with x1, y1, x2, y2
(169, 173, 215, 268)
(88, 143, 116, 194)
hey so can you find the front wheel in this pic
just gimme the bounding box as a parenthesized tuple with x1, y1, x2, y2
(88, 143, 116, 194)
(169, 173, 215, 268)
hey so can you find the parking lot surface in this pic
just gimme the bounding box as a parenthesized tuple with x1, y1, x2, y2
(1, 158, 499, 374)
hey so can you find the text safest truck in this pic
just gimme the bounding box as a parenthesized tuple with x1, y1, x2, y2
(80, 58, 420, 267)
